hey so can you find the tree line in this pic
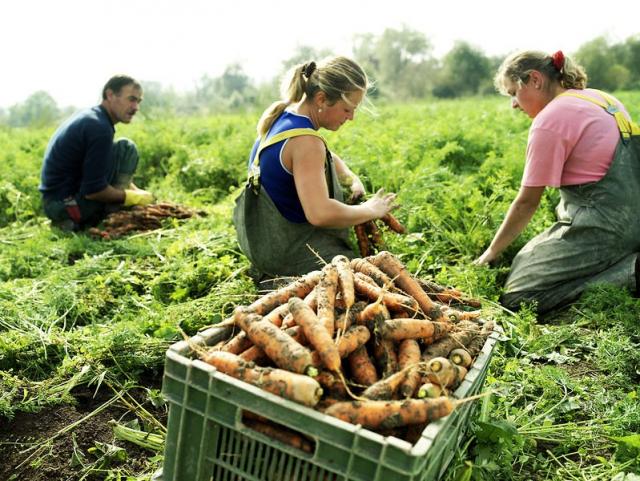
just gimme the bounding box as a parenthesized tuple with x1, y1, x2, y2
(2, 27, 638, 127)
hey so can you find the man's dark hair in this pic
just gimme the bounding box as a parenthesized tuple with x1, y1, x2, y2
(102, 75, 142, 100)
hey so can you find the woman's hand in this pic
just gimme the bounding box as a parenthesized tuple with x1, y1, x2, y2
(474, 248, 498, 266)
(348, 175, 366, 203)
(363, 188, 397, 218)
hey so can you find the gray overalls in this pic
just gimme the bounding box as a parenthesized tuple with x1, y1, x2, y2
(502, 91, 640, 314)
(233, 128, 353, 279)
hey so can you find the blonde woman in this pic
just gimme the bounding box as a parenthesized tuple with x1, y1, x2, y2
(476, 50, 640, 314)
(234, 56, 396, 282)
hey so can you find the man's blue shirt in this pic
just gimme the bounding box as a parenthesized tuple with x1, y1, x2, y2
(39, 106, 115, 200)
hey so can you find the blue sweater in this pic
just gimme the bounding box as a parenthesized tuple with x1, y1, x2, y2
(40, 106, 115, 200)
(248, 111, 316, 223)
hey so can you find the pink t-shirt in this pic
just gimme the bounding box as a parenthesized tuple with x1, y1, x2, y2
(522, 89, 631, 187)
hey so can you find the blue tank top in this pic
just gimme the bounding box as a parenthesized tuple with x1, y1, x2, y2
(248, 111, 316, 223)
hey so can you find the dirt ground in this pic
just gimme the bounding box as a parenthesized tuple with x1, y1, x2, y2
(0, 384, 166, 481)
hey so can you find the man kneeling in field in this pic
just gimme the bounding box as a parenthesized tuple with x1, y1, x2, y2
(39, 75, 154, 231)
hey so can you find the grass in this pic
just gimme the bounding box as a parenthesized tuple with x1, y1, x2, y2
(1, 94, 639, 480)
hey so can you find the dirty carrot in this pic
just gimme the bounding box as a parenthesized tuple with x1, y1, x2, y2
(202, 351, 322, 407)
(398, 339, 422, 399)
(246, 270, 322, 316)
(325, 397, 454, 429)
(336, 325, 371, 358)
(288, 297, 341, 372)
(354, 223, 371, 257)
(449, 348, 473, 368)
(417, 382, 445, 399)
(372, 337, 399, 378)
(236, 312, 316, 376)
(353, 272, 419, 313)
(350, 258, 393, 287)
(243, 418, 314, 453)
(380, 213, 406, 234)
(348, 345, 379, 387)
(361, 367, 407, 400)
(369, 251, 443, 319)
(426, 357, 465, 388)
(332, 255, 355, 310)
(316, 264, 339, 337)
(381, 318, 439, 341)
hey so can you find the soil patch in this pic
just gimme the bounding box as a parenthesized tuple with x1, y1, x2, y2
(0, 385, 166, 481)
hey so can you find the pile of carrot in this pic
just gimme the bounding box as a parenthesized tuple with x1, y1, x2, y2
(88, 202, 201, 239)
(199, 250, 495, 446)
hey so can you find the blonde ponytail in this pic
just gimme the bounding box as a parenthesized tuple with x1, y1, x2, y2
(257, 57, 368, 136)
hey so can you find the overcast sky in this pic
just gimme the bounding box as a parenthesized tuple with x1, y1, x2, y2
(2, 0, 638, 109)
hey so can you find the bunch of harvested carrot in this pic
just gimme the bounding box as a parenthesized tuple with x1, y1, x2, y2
(198, 251, 495, 443)
(88, 202, 202, 239)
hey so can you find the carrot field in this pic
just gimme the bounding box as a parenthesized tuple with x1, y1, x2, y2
(1, 94, 639, 481)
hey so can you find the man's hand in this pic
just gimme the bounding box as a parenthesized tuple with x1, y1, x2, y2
(124, 188, 154, 206)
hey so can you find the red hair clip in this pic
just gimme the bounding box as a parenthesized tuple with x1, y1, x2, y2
(551, 50, 565, 72)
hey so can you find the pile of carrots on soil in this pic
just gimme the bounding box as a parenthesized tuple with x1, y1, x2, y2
(88, 203, 201, 239)
(199, 250, 495, 447)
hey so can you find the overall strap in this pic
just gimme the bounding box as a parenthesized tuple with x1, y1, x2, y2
(559, 90, 640, 141)
(247, 128, 326, 192)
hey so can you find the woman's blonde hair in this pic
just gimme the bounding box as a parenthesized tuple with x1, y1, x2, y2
(494, 50, 588, 94)
(257, 56, 368, 136)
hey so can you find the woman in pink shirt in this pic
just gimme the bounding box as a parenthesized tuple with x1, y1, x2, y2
(475, 50, 640, 314)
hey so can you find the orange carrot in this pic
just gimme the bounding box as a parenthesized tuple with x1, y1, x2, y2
(372, 338, 399, 379)
(380, 213, 406, 234)
(334, 300, 367, 333)
(314, 370, 348, 399)
(243, 418, 314, 453)
(381, 318, 439, 341)
(369, 251, 444, 320)
(246, 270, 322, 316)
(361, 368, 407, 400)
(316, 264, 339, 337)
(325, 397, 454, 429)
(350, 258, 393, 287)
(332, 255, 355, 310)
(240, 326, 307, 364)
(221, 331, 253, 355)
(354, 223, 371, 257)
(336, 325, 371, 358)
(356, 300, 390, 333)
(364, 220, 384, 251)
(348, 345, 379, 386)
(421, 321, 480, 363)
(354, 272, 419, 313)
(288, 297, 341, 372)
(202, 351, 322, 406)
(398, 339, 422, 399)
(235, 312, 316, 376)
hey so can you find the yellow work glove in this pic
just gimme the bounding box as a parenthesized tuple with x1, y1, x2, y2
(124, 188, 154, 207)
